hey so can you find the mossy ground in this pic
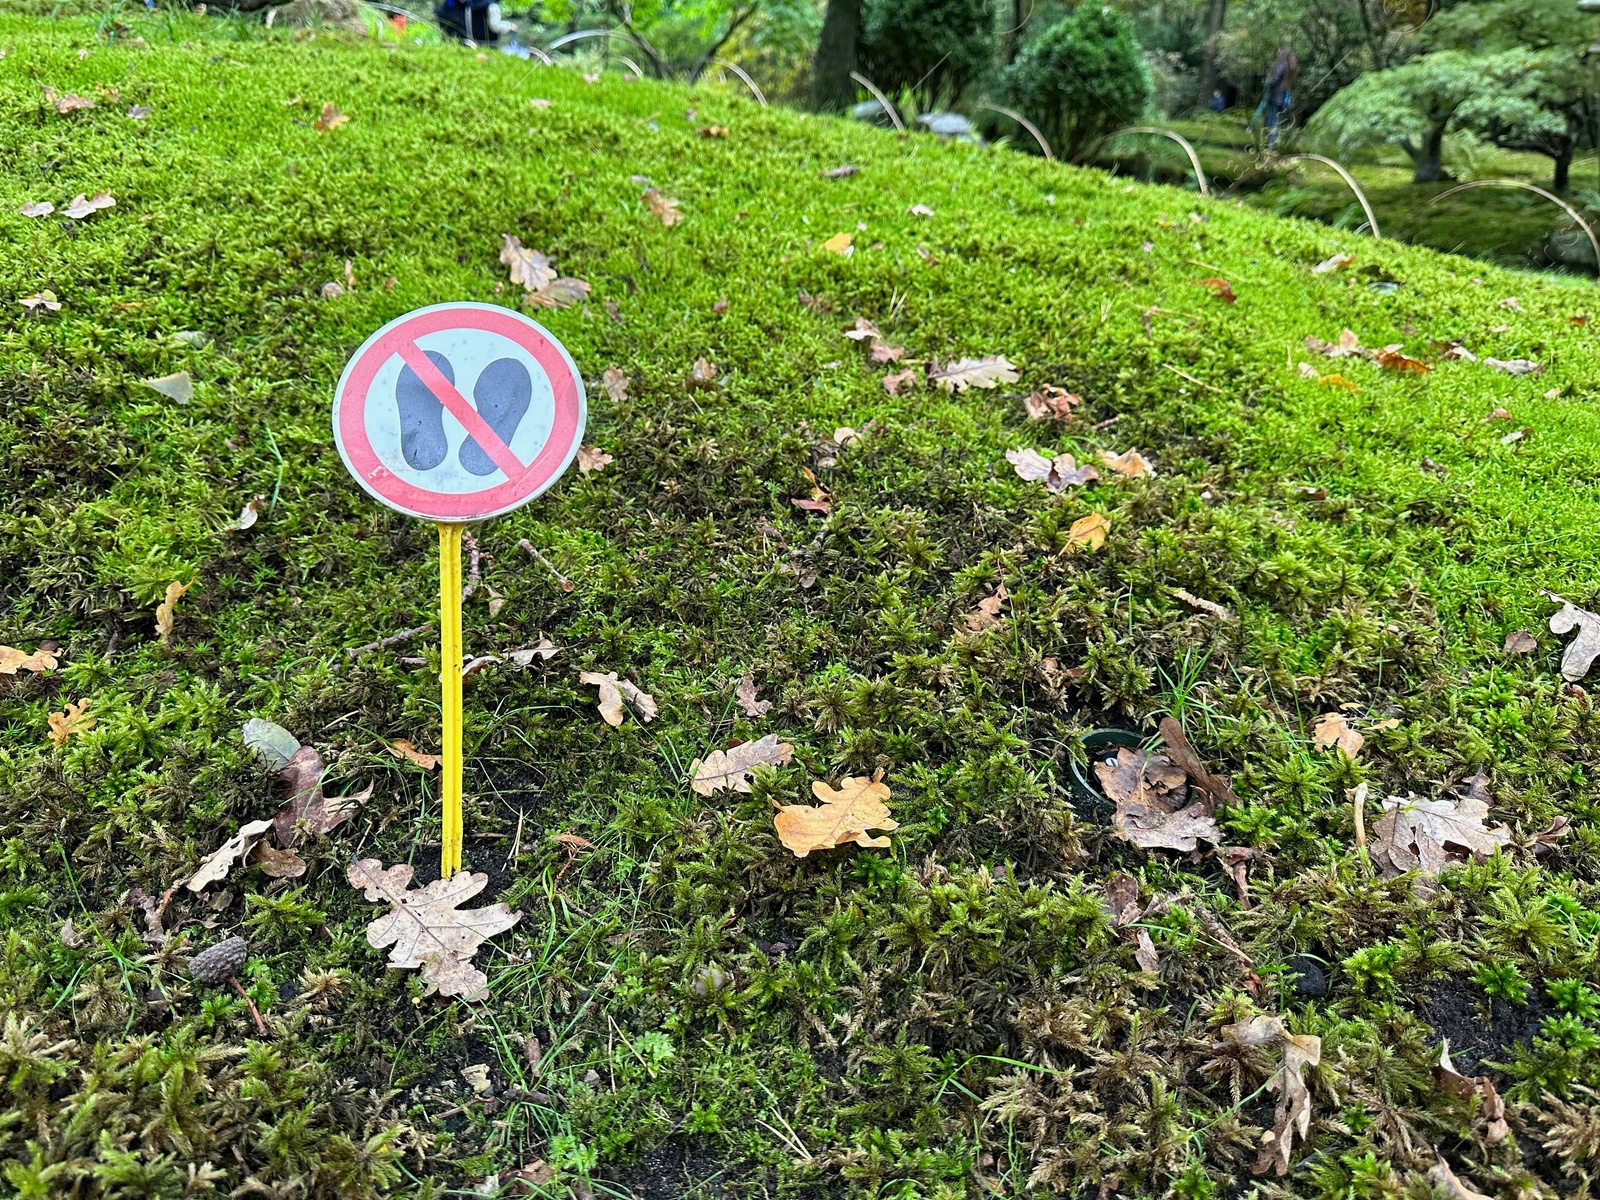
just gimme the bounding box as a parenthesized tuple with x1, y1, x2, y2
(4, 13, 1600, 1199)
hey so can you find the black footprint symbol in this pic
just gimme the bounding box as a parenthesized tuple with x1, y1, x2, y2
(396, 350, 453, 471)
(459, 357, 532, 476)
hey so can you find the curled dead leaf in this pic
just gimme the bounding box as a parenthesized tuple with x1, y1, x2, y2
(642, 187, 683, 226)
(185, 818, 274, 892)
(386, 739, 440, 769)
(579, 670, 656, 726)
(689, 733, 794, 795)
(1173, 588, 1234, 620)
(735, 674, 771, 717)
(48, 700, 95, 747)
(1067, 512, 1109, 553)
(1549, 598, 1600, 681)
(1099, 448, 1156, 478)
(154, 580, 191, 646)
(965, 584, 1008, 632)
(313, 102, 349, 132)
(601, 366, 629, 402)
(1006, 448, 1098, 493)
(1022, 386, 1080, 421)
(1195, 277, 1236, 304)
(1311, 712, 1363, 758)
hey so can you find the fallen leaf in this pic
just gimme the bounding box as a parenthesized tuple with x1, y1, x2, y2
(154, 579, 191, 646)
(1095, 746, 1187, 807)
(1375, 346, 1429, 374)
(579, 670, 656, 726)
(1431, 1157, 1493, 1200)
(601, 366, 629, 402)
(48, 700, 95, 747)
(1023, 386, 1080, 421)
(127, 103, 151, 119)
(524, 277, 590, 309)
(1484, 357, 1541, 376)
(1068, 512, 1110, 552)
(821, 231, 853, 255)
(19, 291, 60, 313)
(19, 200, 54, 217)
(1500, 427, 1530, 445)
(712, 297, 728, 314)
(1219, 1015, 1321, 1176)
(928, 355, 1019, 392)
(965, 584, 1008, 631)
(185, 818, 274, 891)
(62, 191, 115, 220)
(528, 98, 553, 109)
(1497, 296, 1523, 312)
(642, 187, 683, 226)
(274, 745, 372, 846)
(1319, 373, 1359, 392)
(1312, 713, 1363, 758)
(1297, 362, 1318, 379)
(735, 674, 771, 717)
(0, 645, 58, 674)
(499, 234, 556, 293)
(347, 859, 521, 1001)
(1441, 343, 1477, 361)
(460, 654, 502, 679)
(1173, 588, 1234, 620)
(49, 91, 95, 114)
(321, 281, 345, 300)
(60, 917, 84, 948)
(775, 774, 897, 857)
(242, 718, 301, 771)
(1312, 252, 1354, 274)
(689, 733, 795, 795)
(697, 123, 729, 138)
(576, 444, 613, 473)
(1369, 782, 1511, 878)
(230, 496, 264, 531)
(908, 203, 934, 217)
(313, 102, 348, 132)
(1549, 599, 1600, 681)
(842, 316, 880, 341)
(1306, 329, 1362, 357)
(1104, 871, 1161, 971)
(1006, 447, 1099, 493)
(507, 637, 560, 666)
(1099, 742, 1220, 853)
(822, 164, 858, 178)
(690, 357, 718, 386)
(833, 426, 860, 447)
(1434, 1040, 1509, 1144)
(1100, 448, 1156, 478)
(582, 71, 600, 84)
(1195, 277, 1236, 304)
(386, 739, 440, 769)
(1504, 630, 1537, 654)
(1158, 717, 1240, 808)
(882, 368, 918, 395)
(144, 372, 194, 403)
(251, 843, 307, 878)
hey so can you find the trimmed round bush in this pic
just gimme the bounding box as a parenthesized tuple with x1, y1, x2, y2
(1005, 5, 1153, 160)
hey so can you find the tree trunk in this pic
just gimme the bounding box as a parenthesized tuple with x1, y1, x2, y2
(1411, 123, 1446, 183)
(811, 0, 860, 112)
(1554, 146, 1572, 192)
(1002, 0, 1024, 64)
(1195, 0, 1227, 111)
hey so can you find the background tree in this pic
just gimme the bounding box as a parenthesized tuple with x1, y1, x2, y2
(1005, 4, 1153, 159)
(811, 0, 859, 110)
(856, 0, 993, 108)
(1305, 50, 1483, 182)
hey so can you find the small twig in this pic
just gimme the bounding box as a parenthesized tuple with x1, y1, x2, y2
(461, 531, 482, 602)
(346, 624, 434, 660)
(229, 978, 270, 1036)
(1162, 363, 1226, 394)
(518, 539, 574, 593)
(1092, 414, 1123, 430)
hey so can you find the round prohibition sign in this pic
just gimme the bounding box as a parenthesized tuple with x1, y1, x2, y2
(332, 302, 587, 523)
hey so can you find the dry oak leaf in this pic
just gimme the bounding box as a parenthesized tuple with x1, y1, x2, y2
(21, 291, 61, 313)
(1104, 871, 1161, 972)
(1549, 598, 1600, 681)
(312, 102, 349, 132)
(386, 739, 440, 769)
(927, 355, 1019, 393)
(821, 164, 858, 178)
(842, 316, 880, 341)
(1006, 448, 1099, 493)
(1370, 778, 1510, 879)
(185, 818, 274, 892)
(63, 191, 115, 220)
(869, 341, 905, 363)
(576, 444, 613, 473)
(1375, 346, 1429, 374)
(579, 670, 657, 726)
(275, 745, 373, 847)
(1, 645, 58, 674)
(821, 231, 853, 255)
(1159, 716, 1240, 807)
(347, 859, 521, 1001)
(775, 775, 897, 857)
(1023, 386, 1080, 421)
(1484, 357, 1542, 376)
(1100, 447, 1156, 478)
(1219, 1015, 1321, 1176)
(154, 579, 191, 646)
(499, 234, 555, 293)
(1195, 277, 1236, 304)
(1312, 712, 1363, 758)
(1431, 1157, 1494, 1200)
(1313, 252, 1354, 274)
(251, 843, 307, 879)
(601, 366, 629, 402)
(965, 584, 1008, 632)
(525, 277, 590, 309)
(48, 699, 95, 747)
(689, 733, 795, 796)
(145, 372, 194, 402)
(507, 637, 560, 666)
(1306, 329, 1362, 358)
(1068, 512, 1110, 553)
(882, 367, 918, 395)
(19, 200, 54, 217)
(735, 674, 771, 717)
(49, 91, 96, 114)
(1098, 745, 1221, 852)
(1434, 1040, 1509, 1145)
(1504, 629, 1537, 654)
(642, 187, 683, 227)
(1173, 588, 1234, 621)
(690, 356, 719, 386)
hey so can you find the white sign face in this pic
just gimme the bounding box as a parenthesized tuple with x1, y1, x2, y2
(333, 303, 587, 523)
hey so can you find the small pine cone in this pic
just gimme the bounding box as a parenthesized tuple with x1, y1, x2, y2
(189, 935, 248, 985)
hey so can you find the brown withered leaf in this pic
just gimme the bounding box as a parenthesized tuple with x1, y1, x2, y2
(1068, 512, 1109, 552)
(842, 316, 880, 341)
(1100, 448, 1156, 478)
(1173, 589, 1234, 621)
(251, 843, 307, 879)
(735, 674, 771, 717)
(927, 355, 1019, 393)
(1006, 448, 1099, 493)
(602, 366, 629, 402)
(154, 580, 191, 647)
(185, 818, 274, 892)
(775, 774, 897, 857)
(1504, 630, 1537, 654)
(1484, 357, 1541, 376)
(1306, 329, 1362, 358)
(507, 637, 560, 666)
(1104, 871, 1160, 971)
(1312, 712, 1363, 758)
(63, 191, 115, 220)
(1375, 346, 1429, 374)
(965, 584, 1008, 632)
(498, 237, 556, 293)
(1195, 277, 1236, 304)
(1098, 739, 1223, 852)
(1549, 598, 1600, 681)
(1431, 1157, 1494, 1200)
(275, 746, 373, 847)
(882, 367, 918, 395)
(690, 357, 718, 386)
(697, 124, 728, 138)
(869, 342, 905, 363)
(576, 444, 613, 473)
(1157, 716, 1240, 807)
(1219, 1015, 1321, 1176)
(48, 700, 95, 747)
(347, 859, 521, 1001)
(1369, 779, 1510, 878)
(689, 733, 794, 795)
(1434, 1040, 1508, 1144)
(822, 164, 858, 178)
(525, 277, 590, 309)
(1313, 252, 1354, 274)
(312, 102, 349, 132)
(386, 739, 440, 770)
(1023, 386, 1080, 421)
(578, 670, 657, 726)
(1, 645, 58, 674)
(642, 187, 683, 226)
(47, 89, 96, 114)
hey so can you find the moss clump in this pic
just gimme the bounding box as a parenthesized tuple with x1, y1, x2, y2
(3, 11, 1600, 1198)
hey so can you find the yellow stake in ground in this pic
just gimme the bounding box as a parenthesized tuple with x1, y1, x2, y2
(438, 522, 465, 877)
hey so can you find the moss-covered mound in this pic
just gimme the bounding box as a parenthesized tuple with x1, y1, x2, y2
(4, 14, 1600, 1199)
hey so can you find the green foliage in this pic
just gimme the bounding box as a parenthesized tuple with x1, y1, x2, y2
(1474, 960, 1529, 1003)
(857, 0, 993, 106)
(1005, 5, 1154, 159)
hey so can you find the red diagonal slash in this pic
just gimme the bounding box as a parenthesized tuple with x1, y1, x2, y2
(394, 341, 527, 480)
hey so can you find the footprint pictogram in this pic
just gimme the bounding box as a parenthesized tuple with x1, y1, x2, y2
(396, 350, 454, 471)
(459, 357, 532, 476)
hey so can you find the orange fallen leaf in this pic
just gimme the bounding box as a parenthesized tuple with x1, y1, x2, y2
(1312, 712, 1363, 758)
(0, 645, 58, 674)
(1068, 512, 1109, 552)
(774, 774, 897, 857)
(642, 187, 683, 227)
(386, 739, 440, 769)
(821, 231, 853, 256)
(1375, 346, 1429, 374)
(1099, 448, 1156, 478)
(882, 368, 918, 395)
(313, 102, 349, 132)
(48, 699, 95, 747)
(1319, 373, 1359, 392)
(155, 580, 191, 647)
(1195, 277, 1236, 304)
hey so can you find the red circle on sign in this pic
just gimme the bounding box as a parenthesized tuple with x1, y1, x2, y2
(332, 303, 587, 522)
